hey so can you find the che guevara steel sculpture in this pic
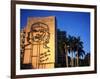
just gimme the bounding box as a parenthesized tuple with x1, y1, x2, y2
(21, 22, 51, 69)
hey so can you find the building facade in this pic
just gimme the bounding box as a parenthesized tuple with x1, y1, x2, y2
(20, 16, 55, 69)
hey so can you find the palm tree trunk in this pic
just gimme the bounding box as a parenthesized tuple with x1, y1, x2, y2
(75, 54, 77, 67)
(76, 50, 79, 66)
(72, 51, 74, 67)
(70, 49, 74, 67)
(64, 44, 68, 67)
(65, 49, 68, 67)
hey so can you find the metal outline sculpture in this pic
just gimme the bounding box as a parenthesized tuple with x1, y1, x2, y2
(25, 22, 51, 68)
(27, 22, 50, 48)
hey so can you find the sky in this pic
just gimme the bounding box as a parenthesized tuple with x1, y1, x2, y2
(20, 9, 90, 54)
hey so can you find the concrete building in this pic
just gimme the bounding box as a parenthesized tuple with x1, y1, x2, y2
(20, 16, 55, 69)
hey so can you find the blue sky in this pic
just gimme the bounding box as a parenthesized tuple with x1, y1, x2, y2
(20, 9, 90, 54)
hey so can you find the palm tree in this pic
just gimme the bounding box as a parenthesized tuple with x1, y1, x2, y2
(74, 36, 85, 66)
(63, 38, 69, 67)
(57, 29, 85, 67)
(67, 35, 75, 67)
(67, 36, 85, 67)
(77, 47, 85, 66)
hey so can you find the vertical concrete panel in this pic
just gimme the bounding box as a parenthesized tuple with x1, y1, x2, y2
(23, 50, 31, 64)
(21, 16, 55, 69)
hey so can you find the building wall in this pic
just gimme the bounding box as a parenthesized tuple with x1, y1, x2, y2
(21, 16, 55, 69)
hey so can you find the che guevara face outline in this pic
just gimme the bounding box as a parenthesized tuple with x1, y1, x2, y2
(30, 22, 50, 43)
